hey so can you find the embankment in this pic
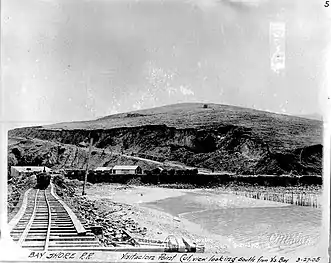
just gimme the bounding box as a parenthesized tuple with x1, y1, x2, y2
(7, 174, 37, 221)
(64, 170, 322, 187)
(52, 175, 150, 247)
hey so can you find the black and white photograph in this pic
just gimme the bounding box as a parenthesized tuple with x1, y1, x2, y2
(1, 0, 330, 262)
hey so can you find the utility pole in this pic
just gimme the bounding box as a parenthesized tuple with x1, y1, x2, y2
(82, 137, 93, 195)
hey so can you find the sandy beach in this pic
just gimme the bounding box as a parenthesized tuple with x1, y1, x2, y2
(85, 184, 190, 204)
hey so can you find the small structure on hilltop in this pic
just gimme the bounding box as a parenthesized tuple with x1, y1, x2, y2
(10, 166, 52, 178)
(112, 165, 142, 175)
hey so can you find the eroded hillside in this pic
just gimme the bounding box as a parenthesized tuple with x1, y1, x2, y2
(8, 103, 323, 175)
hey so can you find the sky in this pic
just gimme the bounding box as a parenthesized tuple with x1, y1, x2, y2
(2, 0, 330, 129)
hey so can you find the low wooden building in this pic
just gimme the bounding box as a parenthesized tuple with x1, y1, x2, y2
(112, 165, 142, 175)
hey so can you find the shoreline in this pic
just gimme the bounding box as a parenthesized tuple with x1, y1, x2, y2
(84, 186, 254, 254)
(7, 179, 323, 256)
(83, 183, 322, 255)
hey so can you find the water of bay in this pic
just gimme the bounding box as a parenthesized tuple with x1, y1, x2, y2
(143, 190, 322, 254)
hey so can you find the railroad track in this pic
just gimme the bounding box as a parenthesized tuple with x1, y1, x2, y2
(9, 183, 100, 251)
(8, 182, 202, 253)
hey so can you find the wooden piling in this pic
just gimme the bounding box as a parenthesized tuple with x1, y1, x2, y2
(229, 188, 318, 208)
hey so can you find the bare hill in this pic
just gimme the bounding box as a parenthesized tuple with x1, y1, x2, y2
(8, 103, 323, 175)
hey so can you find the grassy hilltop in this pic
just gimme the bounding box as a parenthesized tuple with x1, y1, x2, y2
(8, 103, 323, 175)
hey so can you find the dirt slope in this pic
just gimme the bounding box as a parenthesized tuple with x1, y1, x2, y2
(8, 103, 323, 175)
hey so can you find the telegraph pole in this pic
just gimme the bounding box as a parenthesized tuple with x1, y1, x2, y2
(82, 137, 93, 195)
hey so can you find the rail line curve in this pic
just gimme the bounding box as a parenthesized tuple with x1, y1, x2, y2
(9, 183, 100, 251)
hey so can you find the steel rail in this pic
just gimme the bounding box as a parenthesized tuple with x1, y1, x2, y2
(50, 183, 87, 235)
(44, 189, 52, 250)
(8, 189, 31, 232)
(18, 189, 39, 246)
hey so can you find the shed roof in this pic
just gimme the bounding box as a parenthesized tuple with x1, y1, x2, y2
(95, 167, 113, 171)
(112, 165, 140, 170)
(12, 166, 51, 172)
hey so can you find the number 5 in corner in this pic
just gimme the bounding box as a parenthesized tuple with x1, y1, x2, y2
(325, 0, 329, 7)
